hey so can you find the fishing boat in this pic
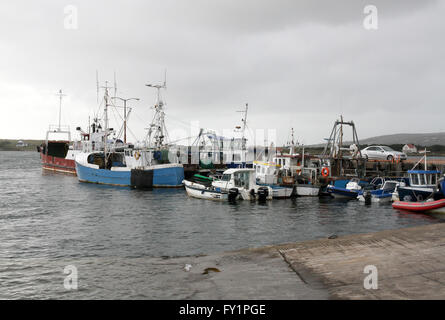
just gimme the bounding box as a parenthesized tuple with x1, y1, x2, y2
(395, 170, 439, 201)
(253, 159, 294, 198)
(392, 199, 445, 214)
(75, 79, 184, 188)
(38, 90, 80, 175)
(38, 126, 79, 175)
(357, 178, 401, 203)
(395, 150, 439, 202)
(253, 135, 319, 198)
(295, 167, 320, 197)
(183, 168, 272, 201)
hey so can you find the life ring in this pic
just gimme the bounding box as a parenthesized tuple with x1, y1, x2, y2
(321, 167, 330, 177)
(134, 151, 141, 160)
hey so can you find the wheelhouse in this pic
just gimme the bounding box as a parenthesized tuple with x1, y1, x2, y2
(407, 170, 440, 187)
(212, 169, 256, 191)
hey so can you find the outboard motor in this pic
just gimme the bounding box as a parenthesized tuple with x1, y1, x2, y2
(228, 188, 239, 202)
(290, 185, 297, 198)
(257, 187, 269, 202)
(363, 190, 372, 205)
(250, 189, 256, 199)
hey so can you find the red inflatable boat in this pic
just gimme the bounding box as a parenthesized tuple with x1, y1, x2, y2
(392, 199, 445, 213)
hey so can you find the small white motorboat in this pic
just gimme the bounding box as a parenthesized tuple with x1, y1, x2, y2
(183, 179, 229, 201)
(184, 168, 273, 201)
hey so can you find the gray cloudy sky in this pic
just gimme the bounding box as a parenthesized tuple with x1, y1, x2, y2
(0, 0, 444, 145)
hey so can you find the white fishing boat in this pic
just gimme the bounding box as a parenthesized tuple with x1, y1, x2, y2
(295, 167, 320, 197)
(253, 158, 295, 198)
(183, 168, 273, 201)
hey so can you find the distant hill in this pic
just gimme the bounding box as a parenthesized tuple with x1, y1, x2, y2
(358, 132, 445, 147)
(308, 132, 445, 148)
(0, 139, 43, 151)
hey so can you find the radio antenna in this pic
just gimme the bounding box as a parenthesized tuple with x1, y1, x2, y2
(96, 70, 99, 104)
(114, 71, 117, 98)
(55, 89, 67, 131)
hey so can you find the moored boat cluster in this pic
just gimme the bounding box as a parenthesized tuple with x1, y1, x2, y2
(37, 82, 445, 214)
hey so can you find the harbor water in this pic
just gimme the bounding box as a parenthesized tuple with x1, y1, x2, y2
(0, 151, 443, 299)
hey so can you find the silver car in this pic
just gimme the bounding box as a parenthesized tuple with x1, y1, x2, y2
(361, 146, 407, 161)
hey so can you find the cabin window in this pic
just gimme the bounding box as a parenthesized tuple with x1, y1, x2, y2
(419, 174, 426, 186)
(222, 174, 231, 181)
(431, 174, 437, 185)
(234, 172, 249, 188)
(411, 174, 419, 185)
(256, 166, 260, 173)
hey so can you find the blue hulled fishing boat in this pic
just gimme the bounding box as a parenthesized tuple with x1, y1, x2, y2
(395, 151, 440, 202)
(395, 169, 439, 202)
(75, 78, 184, 188)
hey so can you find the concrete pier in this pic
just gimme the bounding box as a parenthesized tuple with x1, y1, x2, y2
(160, 223, 445, 299)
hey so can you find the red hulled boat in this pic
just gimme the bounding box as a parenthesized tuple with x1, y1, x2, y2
(38, 89, 79, 175)
(392, 199, 445, 214)
(38, 126, 79, 175)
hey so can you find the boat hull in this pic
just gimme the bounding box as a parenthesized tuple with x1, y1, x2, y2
(296, 185, 320, 197)
(258, 184, 294, 199)
(76, 162, 131, 186)
(397, 186, 435, 202)
(357, 193, 392, 203)
(75, 161, 184, 188)
(40, 153, 76, 175)
(271, 186, 294, 198)
(327, 186, 360, 199)
(152, 165, 185, 188)
(392, 199, 445, 213)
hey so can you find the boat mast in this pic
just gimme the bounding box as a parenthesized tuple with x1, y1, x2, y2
(145, 72, 168, 149)
(56, 89, 66, 131)
(101, 82, 112, 168)
(237, 103, 248, 150)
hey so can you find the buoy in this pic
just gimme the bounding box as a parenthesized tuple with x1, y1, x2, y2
(321, 167, 330, 177)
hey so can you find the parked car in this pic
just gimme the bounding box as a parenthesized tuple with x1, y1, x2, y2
(361, 146, 407, 161)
